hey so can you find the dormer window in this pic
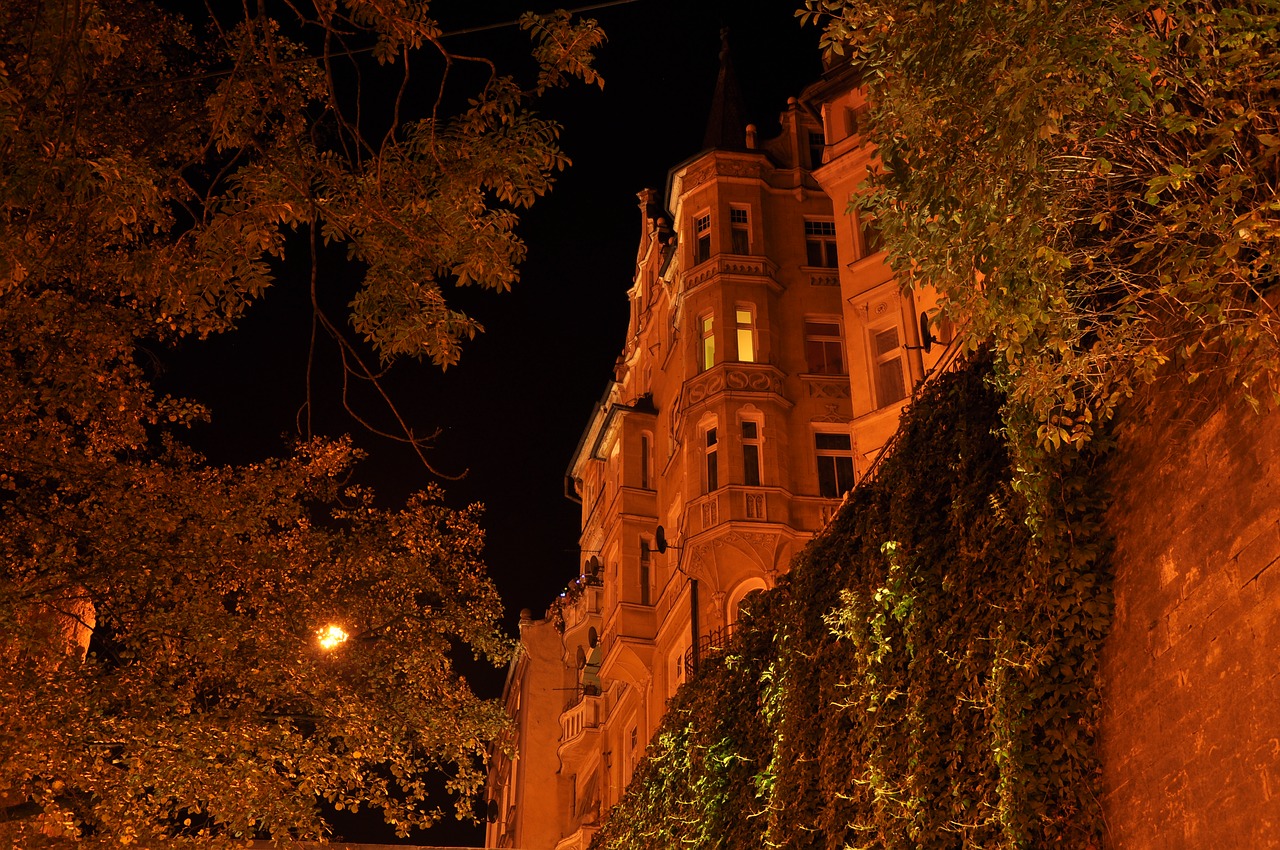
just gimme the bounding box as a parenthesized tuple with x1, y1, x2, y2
(807, 130, 825, 169)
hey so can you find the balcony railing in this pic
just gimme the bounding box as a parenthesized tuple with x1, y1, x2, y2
(559, 692, 603, 745)
(682, 623, 736, 677)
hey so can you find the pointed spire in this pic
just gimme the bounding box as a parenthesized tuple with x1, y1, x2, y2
(701, 27, 748, 152)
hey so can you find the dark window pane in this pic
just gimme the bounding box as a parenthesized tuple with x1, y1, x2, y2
(822, 242, 838, 267)
(862, 218, 882, 255)
(731, 227, 749, 254)
(817, 456, 838, 498)
(743, 445, 760, 486)
(877, 358, 907, 404)
(827, 342, 845, 374)
(806, 239, 824, 267)
(835, 456, 855, 494)
(815, 433, 851, 451)
(741, 421, 757, 439)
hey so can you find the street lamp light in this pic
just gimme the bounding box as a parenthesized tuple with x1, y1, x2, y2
(317, 624, 349, 650)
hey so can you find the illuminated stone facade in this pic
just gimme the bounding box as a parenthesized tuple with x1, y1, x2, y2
(801, 63, 950, 470)
(486, 69, 941, 850)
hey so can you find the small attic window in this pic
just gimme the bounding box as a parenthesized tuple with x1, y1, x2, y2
(807, 131, 825, 169)
(694, 212, 712, 264)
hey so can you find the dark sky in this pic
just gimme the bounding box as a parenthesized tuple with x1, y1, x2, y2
(161, 0, 820, 842)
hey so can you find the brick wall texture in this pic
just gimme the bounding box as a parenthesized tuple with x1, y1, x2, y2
(1101, 389, 1280, 848)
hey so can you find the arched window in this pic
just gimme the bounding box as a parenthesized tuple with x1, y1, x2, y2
(727, 578, 770, 625)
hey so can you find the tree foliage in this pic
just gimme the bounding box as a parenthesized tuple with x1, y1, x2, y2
(0, 0, 602, 845)
(801, 0, 1279, 458)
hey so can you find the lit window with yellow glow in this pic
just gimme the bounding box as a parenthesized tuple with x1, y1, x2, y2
(735, 306, 756, 363)
(699, 313, 715, 371)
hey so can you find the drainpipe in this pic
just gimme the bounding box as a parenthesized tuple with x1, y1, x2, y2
(690, 578, 700, 672)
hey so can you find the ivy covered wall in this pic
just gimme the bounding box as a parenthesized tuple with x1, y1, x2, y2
(589, 359, 1112, 850)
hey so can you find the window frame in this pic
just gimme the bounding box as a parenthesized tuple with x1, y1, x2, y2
(740, 417, 762, 487)
(814, 430, 855, 498)
(698, 312, 716, 372)
(704, 424, 719, 493)
(638, 538, 652, 605)
(729, 205, 751, 255)
(693, 211, 712, 265)
(859, 212, 883, 259)
(734, 303, 757, 363)
(869, 322, 908, 408)
(804, 317, 846, 375)
(807, 130, 826, 169)
(639, 431, 653, 490)
(803, 218, 838, 268)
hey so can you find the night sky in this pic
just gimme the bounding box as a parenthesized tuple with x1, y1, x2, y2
(159, 0, 821, 842)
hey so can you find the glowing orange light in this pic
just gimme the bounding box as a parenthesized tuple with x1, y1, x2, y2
(317, 624, 349, 650)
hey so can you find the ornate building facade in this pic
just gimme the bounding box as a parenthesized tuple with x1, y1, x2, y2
(485, 55, 947, 850)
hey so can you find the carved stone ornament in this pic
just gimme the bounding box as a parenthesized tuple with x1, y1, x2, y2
(683, 366, 784, 411)
(716, 159, 762, 179)
(807, 379, 852, 399)
(724, 367, 781, 393)
(811, 403, 849, 424)
(684, 530, 786, 586)
(684, 162, 716, 191)
(855, 288, 903, 321)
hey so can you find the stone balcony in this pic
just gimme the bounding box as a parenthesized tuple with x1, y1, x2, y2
(553, 825, 599, 850)
(557, 692, 603, 773)
(679, 362, 788, 416)
(561, 582, 603, 638)
(683, 253, 779, 294)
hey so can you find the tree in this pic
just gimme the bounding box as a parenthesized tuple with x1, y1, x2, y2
(0, 0, 602, 845)
(801, 0, 1279, 456)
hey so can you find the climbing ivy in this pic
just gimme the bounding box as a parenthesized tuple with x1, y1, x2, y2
(590, 359, 1111, 850)
(589, 592, 778, 850)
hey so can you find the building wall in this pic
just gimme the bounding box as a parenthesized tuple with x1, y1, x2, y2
(803, 66, 948, 474)
(485, 615, 572, 850)
(1100, 387, 1280, 847)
